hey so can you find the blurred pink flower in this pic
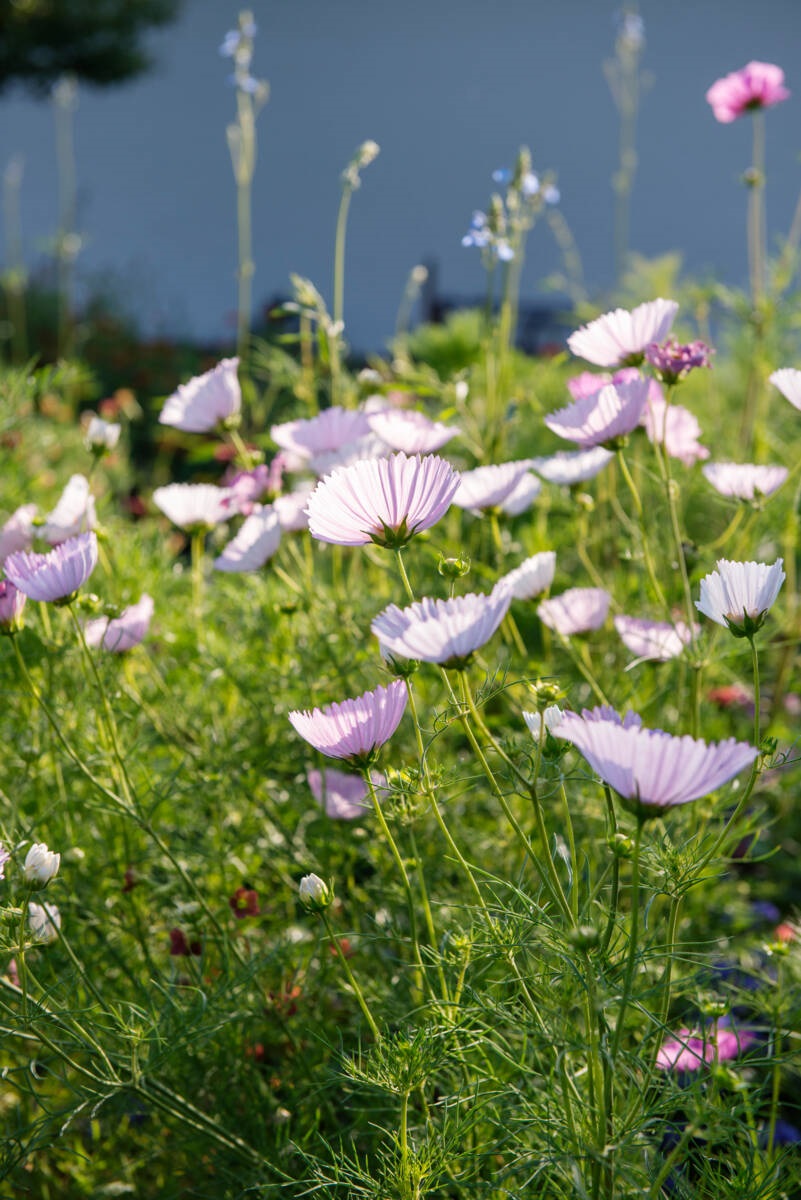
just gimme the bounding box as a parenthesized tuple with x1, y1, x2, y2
(530, 447, 613, 485)
(554, 706, 758, 812)
(274, 483, 315, 532)
(567, 299, 678, 368)
(371, 589, 511, 666)
(498, 472, 542, 515)
(645, 338, 712, 384)
(545, 377, 650, 448)
(0, 504, 37, 563)
(159, 357, 241, 433)
(452, 461, 536, 512)
(706, 62, 789, 123)
(538, 588, 610, 635)
(703, 462, 788, 500)
(367, 407, 460, 454)
(769, 367, 801, 410)
(657, 1023, 755, 1071)
(5, 531, 98, 603)
(214, 506, 282, 572)
(153, 483, 233, 531)
(84, 594, 154, 652)
(288, 679, 407, 765)
(0, 580, 26, 631)
(567, 371, 612, 400)
(307, 767, 384, 819)
(497, 551, 556, 601)
(696, 558, 784, 635)
(306, 452, 459, 547)
(614, 615, 696, 662)
(271, 407, 372, 472)
(41, 475, 97, 545)
(642, 388, 709, 465)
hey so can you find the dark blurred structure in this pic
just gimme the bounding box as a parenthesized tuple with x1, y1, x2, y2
(0, 0, 182, 93)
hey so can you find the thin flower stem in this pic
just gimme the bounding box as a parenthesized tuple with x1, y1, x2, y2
(611, 816, 644, 1062)
(321, 909, 381, 1040)
(600, 786, 620, 956)
(399, 1089, 412, 1200)
(616, 449, 670, 613)
(561, 635, 612, 707)
(228, 426, 255, 470)
(395, 549, 416, 603)
(17, 894, 29, 1023)
(656, 893, 683, 1048)
(191, 531, 205, 621)
(408, 823, 450, 1004)
(766, 973, 783, 1161)
(333, 184, 353, 333)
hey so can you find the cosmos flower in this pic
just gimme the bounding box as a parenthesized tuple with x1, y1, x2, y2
(0, 580, 26, 632)
(213, 506, 282, 572)
(306, 452, 459, 548)
(567, 299, 679, 368)
(0, 504, 37, 562)
(554, 706, 758, 814)
(642, 390, 709, 466)
(497, 551, 556, 601)
(298, 873, 332, 910)
(28, 901, 61, 943)
(367, 407, 460, 455)
(544, 377, 650, 448)
(538, 588, 611, 635)
(522, 705, 564, 739)
(83, 594, 154, 652)
(274, 483, 315, 532)
(85, 414, 121, 452)
(159, 358, 241, 433)
(371, 589, 511, 667)
(41, 475, 97, 545)
(5, 531, 98, 603)
(769, 367, 801, 410)
(645, 338, 712, 384)
(706, 62, 790, 123)
(497, 472, 542, 515)
(307, 767, 383, 820)
(152, 483, 233, 531)
(0, 844, 9, 880)
(23, 842, 60, 887)
(452, 461, 536, 512)
(530, 447, 613, 486)
(656, 1023, 755, 1071)
(614, 615, 697, 662)
(288, 679, 407, 766)
(696, 558, 785, 636)
(271, 407, 371, 471)
(702, 462, 788, 501)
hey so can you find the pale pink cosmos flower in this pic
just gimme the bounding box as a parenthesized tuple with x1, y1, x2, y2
(567, 371, 612, 400)
(567, 299, 679, 368)
(538, 588, 610, 635)
(452, 461, 536, 512)
(0, 504, 38, 562)
(83, 594, 154, 652)
(498, 472, 542, 515)
(696, 558, 785, 636)
(530, 447, 613, 486)
(367, 407, 460, 454)
(152, 483, 233, 531)
(544, 377, 650, 448)
(159, 357, 241, 433)
(5, 531, 98, 603)
(703, 462, 788, 501)
(41, 475, 97, 545)
(554, 706, 758, 813)
(614, 615, 697, 662)
(769, 367, 801, 410)
(288, 679, 407, 766)
(307, 767, 385, 819)
(214, 505, 282, 572)
(371, 589, 511, 666)
(222, 462, 280, 516)
(706, 62, 790, 123)
(274, 483, 315, 532)
(642, 389, 709, 466)
(0, 580, 26, 631)
(306, 452, 459, 548)
(271, 407, 372, 471)
(497, 551, 556, 601)
(656, 1023, 755, 1072)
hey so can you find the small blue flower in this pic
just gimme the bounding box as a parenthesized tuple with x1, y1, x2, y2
(492, 168, 513, 186)
(219, 30, 241, 57)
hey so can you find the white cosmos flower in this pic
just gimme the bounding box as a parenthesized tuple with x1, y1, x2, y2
(367, 407, 460, 454)
(159, 357, 241, 433)
(538, 588, 611, 635)
(769, 368, 801, 411)
(497, 551, 556, 601)
(28, 901, 61, 943)
(153, 483, 232, 531)
(84, 594, 154, 652)
(702, 462, 788, 501)
(214, 505, 282, 572)
(85, 415, 122, 451)
(614, 615, 697, 662)
(452, 461, 535, 512)
(372, 590, 511, 666)
(696, 558, 785, 636)
(41, 475, 97, 545)
(23, 842, 61, 887)
(0, 503, 38, 562)
(567, 299, 679, 368)
(544, 378, 649, 448)
(530, 447, 613, 486)
(522, 705, 564, 739)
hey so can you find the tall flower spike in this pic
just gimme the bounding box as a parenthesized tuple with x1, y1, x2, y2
(306, 452, 459, 548)
(544, 377, 650, 448)
(5, 532, 98, 603)
(554, 706, 758, 816)
(696, 558, 785, 637)
(159, 358, 241, 433)
(371, 590, 511, 668)
(567, 299, 678, 368)
(288, 679, 407, 767)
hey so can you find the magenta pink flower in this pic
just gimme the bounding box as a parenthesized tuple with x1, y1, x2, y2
(706, 62, 790, 123)
(703, 462, 788, 501)
(657, 1023, 755, 1071)
(567, 299, 678, 368)
(554, 706, 758, 814)
(531, 447, 613, 485)
(84, 594, 154, 652)
(539, 588, 610, 635)
(0, 580, 26, 631)
(770, 368, 801, 410)
(159, 357, 241, 433)
(214, 506, 282, 572)
(288, 679, 407, 766)
(0, 504, 37, 563)
(452, 461, 536, 512)
(544, 377, 650, 448)
(306, 452, 459, 548)
(367, 407, 460, 454)
(5, 531, 98, 603)
(307, 767, 384, 819)
(642, 388, 709, 466)
(371, 589, 511, 667)
(614, 615, 696, 662)
(645, 338, 712, 384)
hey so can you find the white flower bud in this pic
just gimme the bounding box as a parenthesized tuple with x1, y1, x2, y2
(85, 415, 121, 452)
(23, 842, 61, 888)
(298, 873, 331, 910)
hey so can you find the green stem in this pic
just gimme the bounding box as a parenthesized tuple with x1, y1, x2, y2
(617, 448, 670, 613)
(399, 1089, 412, 1200)
(191, 530, 205, 622)
(611, 816, 644, 1061)
(321, 909, 381, 1040)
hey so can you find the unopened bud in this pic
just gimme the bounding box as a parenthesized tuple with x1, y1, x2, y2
(438, 553, 471, 580)
(298, 873, 332, 911)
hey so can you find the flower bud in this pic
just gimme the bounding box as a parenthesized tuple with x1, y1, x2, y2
(0, 580, 26, 634)
(23, 843, 61, 888)
(437, 553, 471, 580)
(298, 873, 332, 911)
(85, 414, 121, 453)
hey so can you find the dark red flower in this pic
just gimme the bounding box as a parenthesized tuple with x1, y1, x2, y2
(229, 886, 260, 918)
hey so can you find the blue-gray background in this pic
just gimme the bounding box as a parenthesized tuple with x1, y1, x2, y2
(1, 0, 800, 352)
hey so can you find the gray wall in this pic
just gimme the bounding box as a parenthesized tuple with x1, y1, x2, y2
(1, 0, 800, 352)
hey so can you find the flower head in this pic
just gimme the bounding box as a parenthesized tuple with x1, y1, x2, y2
(538, 588, 611, 635)
(83, 594, 154, 652)
(523, 705, 564, 739)
(85, 414, 121, 453)
(153, 483, 232, 532)
(159, 358, 241, 433)
(306, 452, 459, 548)
(367, 407, 460, 455)
(371, 590, 511, 668)
(702, 462, 788, 501)
(544, 377, 650, 448)
(0, 580, 26, 632)
(0, 844, 10, 880)
(657, 1022, 755, 1071)
(24, 843, 60, 888)
(554, 706, 758, 815)
(274, 483, 315, 532)
(214, 506, 282, 572)
(0, 504, 37, 563)
(645, 338, 712, 384)
(497, 551, 556, 601)
(41, 475, 97, 545)
(614, 615, 697, 662)
(298, 873, 332, 910)
(769, 368, 801, 410)
(696, 558, 785, 637)
(5, 531, 98, 603)
(229, 886, 260, 918)
(530, 447, 613, 486)
(567, 299, 679, 368)
(452, 461, 536, 512)
(28, 901, 61, 943)
(288, 680, 407, 766)
(271, 407, 372, 471)
(706, 62, 790, 123)
(642, 389, 709, 465)
(307, 767, 378, 820)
